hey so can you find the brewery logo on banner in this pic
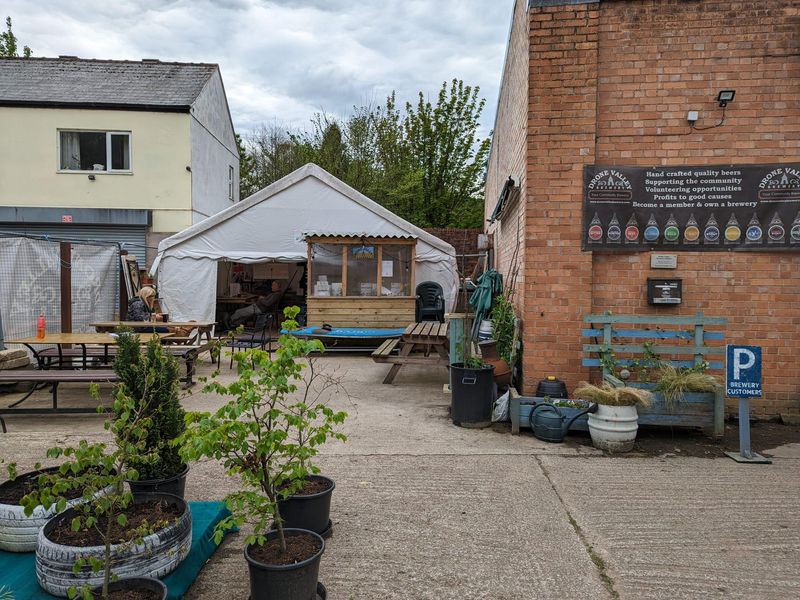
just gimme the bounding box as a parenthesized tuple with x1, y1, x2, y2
(582, 164, 800, 251)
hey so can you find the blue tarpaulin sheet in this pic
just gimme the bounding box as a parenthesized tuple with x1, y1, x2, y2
(0, 501, 235, 600)
(284, 326, 405, 338)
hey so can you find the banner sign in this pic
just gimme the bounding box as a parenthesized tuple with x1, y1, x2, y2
(582, 164, 800, 251)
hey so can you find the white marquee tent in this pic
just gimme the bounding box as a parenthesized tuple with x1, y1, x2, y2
(151, 164, 460, 322)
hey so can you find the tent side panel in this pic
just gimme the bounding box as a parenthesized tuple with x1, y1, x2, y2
(158, 256, 218, 322)
(415, 253, 459, 313)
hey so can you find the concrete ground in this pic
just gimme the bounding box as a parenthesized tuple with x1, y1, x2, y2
(1, 354, 799, 599)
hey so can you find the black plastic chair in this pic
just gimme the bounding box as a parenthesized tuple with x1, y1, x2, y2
(415, 281, 445, 323)
(227, 313, 274, 368)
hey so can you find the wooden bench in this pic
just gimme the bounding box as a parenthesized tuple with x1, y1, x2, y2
(0, 369, 118, 433)
(38, 344, 213, 386)
(163, 343, 215, 387)
(582, 311, 727, 437)
(371, 338, 400, 359)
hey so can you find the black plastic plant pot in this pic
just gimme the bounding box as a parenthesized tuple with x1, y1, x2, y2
(91, 576, 167, 599)
(450, 362, 495, 428)
(245, 529, 325, 600)
(277, 475, 334, 538)
(128, 463, 190, 501)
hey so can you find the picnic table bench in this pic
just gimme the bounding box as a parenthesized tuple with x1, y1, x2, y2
(372, 322, 449, 384)
(0, 369, 118, 433)
(582, 311, 727, 437)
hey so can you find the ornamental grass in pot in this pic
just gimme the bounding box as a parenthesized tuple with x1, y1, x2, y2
(653, 364, 722, 413)
(113, 332, 189, 500)
(574, 382, 653, 453)
(19, 377, 190, 599)
(179, 306, 347, 600)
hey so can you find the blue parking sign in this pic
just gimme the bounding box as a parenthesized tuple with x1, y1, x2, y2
(726, 345, 762, 398)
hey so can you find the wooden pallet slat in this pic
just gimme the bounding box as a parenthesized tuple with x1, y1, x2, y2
(581, 328, 725, 340)
(582, 344, 725, 355)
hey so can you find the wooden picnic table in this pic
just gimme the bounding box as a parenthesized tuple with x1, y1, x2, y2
(92, 320, 216, 347)
(372, 322, 449, 384)
(7, 332, 173, 369)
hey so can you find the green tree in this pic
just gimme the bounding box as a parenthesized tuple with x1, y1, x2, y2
(402, 79, 491, 227)
(237, 133, 258, 199)
(240, 79, 490, 228)
(1, 17, 32, 57)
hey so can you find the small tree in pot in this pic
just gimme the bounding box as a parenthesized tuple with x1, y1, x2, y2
(19, 380, 188, 598)
(114, 332, 188, 499)
(179, 306, 347, 600)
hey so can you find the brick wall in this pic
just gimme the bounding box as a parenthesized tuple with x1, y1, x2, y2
(591, 0, 800, 417)
(424, 227, 482, 276)
(523, 1, 600, 391)
(485, 0, 529, 313)
(489, 0, 800, 417)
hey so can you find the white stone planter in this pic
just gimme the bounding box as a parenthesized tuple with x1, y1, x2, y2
(587, 404, 638, 453)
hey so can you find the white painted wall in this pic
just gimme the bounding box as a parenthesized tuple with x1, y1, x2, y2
(0, 106, 192, 233)
(189, 69, 239, 221)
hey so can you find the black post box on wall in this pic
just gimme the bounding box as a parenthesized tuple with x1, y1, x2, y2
(647, 278, 682, 305)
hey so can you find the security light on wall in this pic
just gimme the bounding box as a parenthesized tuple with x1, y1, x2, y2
(717, 90, 736, 107)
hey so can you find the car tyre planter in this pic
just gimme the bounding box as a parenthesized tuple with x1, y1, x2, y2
(277, 475, 334, 539)
(35, 493, 191, 597)
(92, 576, 167, 599)
(587, 404, 639, 453)
(245, 528, 325, 600)
(450, 363, 495, 428)
(128, 463, 190, 501)
(0, 467, 111, 553)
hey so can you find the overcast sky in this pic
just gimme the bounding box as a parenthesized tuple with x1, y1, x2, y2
(5, 0, 512, 139)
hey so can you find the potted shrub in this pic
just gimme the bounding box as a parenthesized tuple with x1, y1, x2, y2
(574, 382, 653, 453)
(20, 376, 191, 598)
(273, 310, 347, 539)
(114, 331, 189, 500)
(481, 293, 516, 387)
(179, 306, 347, 600)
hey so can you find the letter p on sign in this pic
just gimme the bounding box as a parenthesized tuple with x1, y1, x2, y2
(726, 345, 762, 398)
(732, 349, 755, 379)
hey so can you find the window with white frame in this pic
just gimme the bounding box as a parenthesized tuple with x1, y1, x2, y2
(228, 165, 234, 200)
(59, 131, 131, 172)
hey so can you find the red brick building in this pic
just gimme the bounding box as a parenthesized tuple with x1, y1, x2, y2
(485, 0, 800, 417)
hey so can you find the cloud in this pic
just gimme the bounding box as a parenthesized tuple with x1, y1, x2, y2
(5, 0, 511, 137)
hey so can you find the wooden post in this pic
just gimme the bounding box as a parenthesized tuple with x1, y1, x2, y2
(60, 242, 72, 334)
(341, 245, 348, 296)
(119, 249, 129, 320)
(376, 245, 383, 296)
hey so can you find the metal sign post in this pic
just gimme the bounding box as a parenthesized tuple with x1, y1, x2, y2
(724, 344, 771, 464)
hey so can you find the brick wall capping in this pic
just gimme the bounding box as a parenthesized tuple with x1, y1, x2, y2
(529, 0, 599, 6)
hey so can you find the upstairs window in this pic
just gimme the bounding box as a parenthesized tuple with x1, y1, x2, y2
(228, 165, 234, 200)
(59, 131, 131, 172)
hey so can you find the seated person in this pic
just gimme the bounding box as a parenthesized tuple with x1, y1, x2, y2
(126, 286, 169, 332)
(224, 281, 282, 329)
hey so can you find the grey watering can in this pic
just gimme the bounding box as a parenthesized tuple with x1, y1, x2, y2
(529, 402, 598, 443)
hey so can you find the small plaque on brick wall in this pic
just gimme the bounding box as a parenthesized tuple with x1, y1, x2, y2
(650, 253, 677, 269)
